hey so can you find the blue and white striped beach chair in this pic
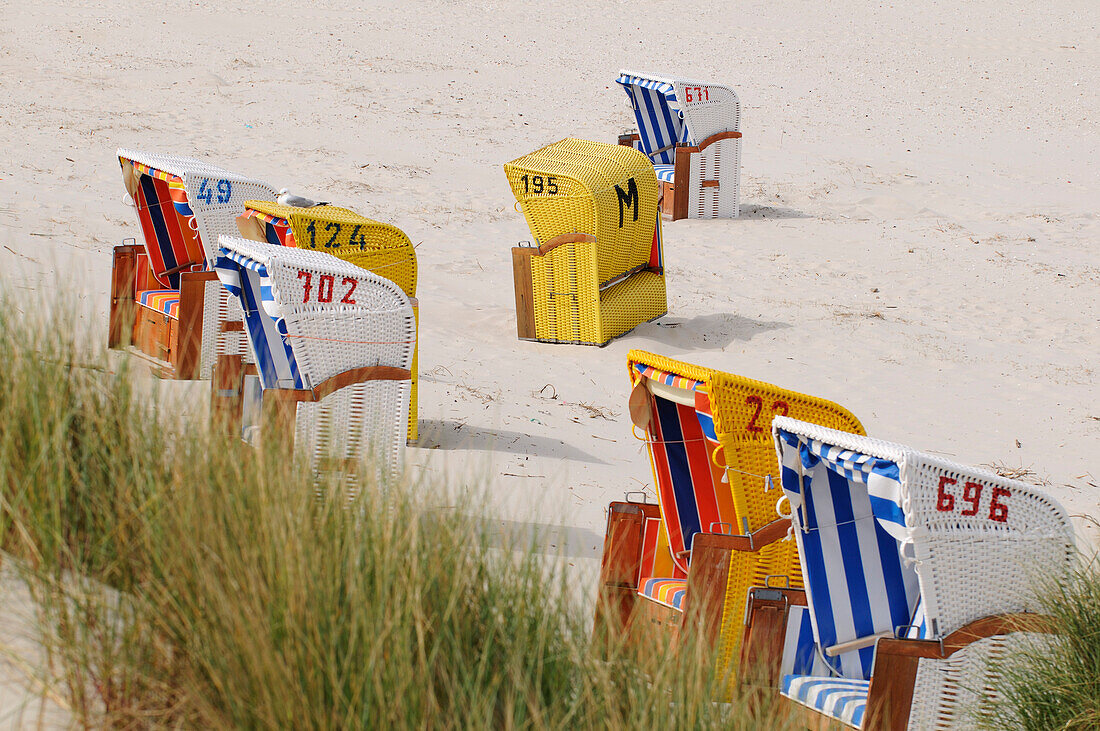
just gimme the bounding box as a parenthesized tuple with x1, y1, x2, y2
(213, 235, 416, 483)
(752, 417, 1075, 729)
(616, 71, 741, 220)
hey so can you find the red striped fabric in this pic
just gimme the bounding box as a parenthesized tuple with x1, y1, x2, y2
(137, 289, 180, 319)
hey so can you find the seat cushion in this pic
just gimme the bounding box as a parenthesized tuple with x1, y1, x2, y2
(782, 675, 868, 728)
(136, 289, 180, 320)
(653, 164, 676, 183)
(638, 577, 687, 611)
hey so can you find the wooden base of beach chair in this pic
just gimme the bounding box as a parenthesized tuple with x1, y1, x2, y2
(109, 244, 214, 380)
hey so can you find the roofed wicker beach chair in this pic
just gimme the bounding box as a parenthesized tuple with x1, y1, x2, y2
(616, 71, 741, 220)
(504, 138, 666, 346)
(234, 201, 420, 442)
(212, 236, 415, 484)
(594, 351, 863, 691)
(740, 417, 1075, 729)
(109, 149, 278, 379)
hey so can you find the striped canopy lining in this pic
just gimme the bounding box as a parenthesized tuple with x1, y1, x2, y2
(243, 208, 296, 247)
(638, 578, 687, 611)
(136, 289, 180, 319)
(124, 158, 203, 289)
(634, 364, 734, 576)
(616, 75, 692, 166)
(214, 249, 303, 390)
(777, 429, 922, 681)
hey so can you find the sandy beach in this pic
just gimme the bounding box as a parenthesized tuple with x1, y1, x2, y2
(0, 0, 1096, 722)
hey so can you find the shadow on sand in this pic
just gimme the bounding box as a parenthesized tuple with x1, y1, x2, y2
(416, 419, 607, 464)
(631, 312, 790, 350)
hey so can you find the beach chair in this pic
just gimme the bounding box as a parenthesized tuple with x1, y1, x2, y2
(212, 236, 415, 483)
(594, 351, 864, 689)
(109, 149, 278, 379)
(616, 71, 741, 220)
(503, 138, 666, 346)
(741, 417, 1075, 729)
(234, 201, 420, 442)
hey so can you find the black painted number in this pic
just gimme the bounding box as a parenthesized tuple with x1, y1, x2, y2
(324, 222, 341, 247)
(520, 174, 558, 195)
(349, 224, 368, 250)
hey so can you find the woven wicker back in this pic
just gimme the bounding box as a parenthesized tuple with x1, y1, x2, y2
(904, 451, 1076, 637)
(505, 138, 659, 287)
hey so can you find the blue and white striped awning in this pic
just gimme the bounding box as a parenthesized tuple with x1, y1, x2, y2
(214, 246, 303, 390)
(776, 425, 919, 681)
(616, 72, 692, 165)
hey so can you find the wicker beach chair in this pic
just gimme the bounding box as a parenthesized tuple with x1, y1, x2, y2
(212, 236, 415, 483)
(234, 201, 420, 442)
(740, 417, 1075, 729)
(594, 351, 863, 689)
(616, 71, 741, 220)
(503, 138, 666, 346)
(109, 149, 278, 379)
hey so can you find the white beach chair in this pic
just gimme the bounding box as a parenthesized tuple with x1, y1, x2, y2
(213, 236, 415, 484)
(111, 149, 279, 378)
(616, 71, 741, 220)
(746, 417, 1075, 729)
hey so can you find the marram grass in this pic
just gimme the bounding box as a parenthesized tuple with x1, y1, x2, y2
(0, 301, 794, 729)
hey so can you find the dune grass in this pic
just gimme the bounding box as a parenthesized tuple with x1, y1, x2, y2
(0, 303, 793, 728)
(983, 561, 1100, 730)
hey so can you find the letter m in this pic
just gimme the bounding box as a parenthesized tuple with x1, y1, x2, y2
(614, 178, 639, 228)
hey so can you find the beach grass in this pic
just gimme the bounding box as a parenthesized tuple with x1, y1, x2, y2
(0, 302, 793, 728)
(982, 560, 1100, 730)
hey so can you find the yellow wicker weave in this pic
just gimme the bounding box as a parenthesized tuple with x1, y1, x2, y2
(626, 350, 865, 686)
(241, 201, 419, 441)
(505, 139, 666, 346)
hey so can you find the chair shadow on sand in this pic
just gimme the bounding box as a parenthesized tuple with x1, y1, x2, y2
(737, 203, 811, 220)
(632, 312, 790, 350)
(416, 419, 607, 464)
(476, 518, 604, 559)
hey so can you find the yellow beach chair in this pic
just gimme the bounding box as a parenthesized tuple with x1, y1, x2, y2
(233, 201, 420, 442)
(504, 138, 666, 346)
(595, 351, 864, 691)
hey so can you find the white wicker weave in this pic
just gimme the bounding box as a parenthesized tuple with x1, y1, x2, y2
(771, 416, 1076, 729)
(618, 70, 741, 219)
(217, 236, 415, 483)
(118, 148, 278, 378)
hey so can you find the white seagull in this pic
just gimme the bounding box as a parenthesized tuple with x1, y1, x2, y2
(276, 188, 330, 208)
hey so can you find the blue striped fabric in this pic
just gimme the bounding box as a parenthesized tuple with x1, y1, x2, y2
(653, 165, 676, 182)
(781, 606, 835, 677)
(776, 428, 919, 680)
(214, 249, 303, 389)
(782, 675, 868, 728)
(616, 73, 691, 165)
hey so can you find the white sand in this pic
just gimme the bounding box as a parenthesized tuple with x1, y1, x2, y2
(0, 0, 1096, 722)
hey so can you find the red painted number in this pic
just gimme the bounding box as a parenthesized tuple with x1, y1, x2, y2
(297, 269, 358, 304)
(936, 476, 956, 512)
(936, 476, 1010, 522)
(989, 487, 1011, 522)
(745, 396, 789, 433)
(318, 274, 334, 303)
(297, 270, 312, 303)
(961, 481, 983, 516)
(684, 86, 709, 103)
(340, 277, 357, 304)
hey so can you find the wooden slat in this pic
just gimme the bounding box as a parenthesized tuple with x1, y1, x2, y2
(682, 533, 733, 645)
(537, 232, 596, 256)
(108, 245, 140, 348)
(594, 502, 647, 637)
(311, 366, 412, 401)
(672, 148, 690, 220)
(177, 271, 216, 380)
(511, 247, 536, 339)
